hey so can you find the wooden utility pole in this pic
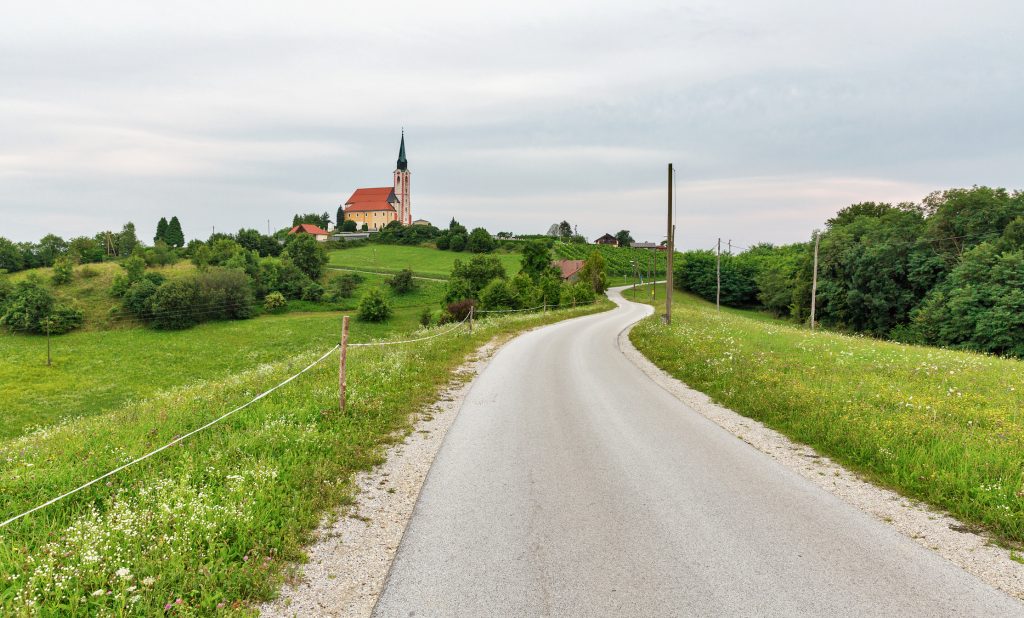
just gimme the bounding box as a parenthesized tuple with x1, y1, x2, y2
(811, 231, 820, 331)
(716, 238, 722, 312)
(468, 306, 474, 333)
(728, 239, 732, 255)
(665, 163, 674, 325)
(339, 316, 349, 411)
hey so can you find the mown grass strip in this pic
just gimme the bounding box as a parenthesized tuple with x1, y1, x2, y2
(0, 299, 611, 615)
(626, 285, 1024, 545)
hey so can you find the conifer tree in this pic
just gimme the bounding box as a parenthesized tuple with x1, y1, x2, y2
(155, 217, 169, 244)
(166, 216, 185, 248)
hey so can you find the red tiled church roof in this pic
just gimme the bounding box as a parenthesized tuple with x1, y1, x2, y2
(344, 187, 397, 213)
(289, 223, 330, 235)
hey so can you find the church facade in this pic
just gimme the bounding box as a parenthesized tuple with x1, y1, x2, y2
(340, 133, 412, 230)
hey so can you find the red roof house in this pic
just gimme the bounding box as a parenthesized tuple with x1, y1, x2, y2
(552, 259, 586, 282)
(288, 223, 331, 241)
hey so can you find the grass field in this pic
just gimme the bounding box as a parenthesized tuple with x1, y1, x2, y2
(0, 296, 611, 615)
(328, 245, 523, 279)
(625, 284, 1024, 546)
(0, 273, 445, 440)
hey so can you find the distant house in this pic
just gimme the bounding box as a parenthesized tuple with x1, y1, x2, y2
(412, 218, 433, 226)
(552, 259, 586, 282)
(631, 242, 658, 249)
(288, 223, 330, 242)
(594, 233, 618, 246)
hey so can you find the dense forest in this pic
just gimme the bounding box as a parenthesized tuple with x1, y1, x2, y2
(674, 186, 1024, 357)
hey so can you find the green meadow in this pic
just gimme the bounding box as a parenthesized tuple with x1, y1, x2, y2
(625, 284, 1024, 546)
(328, 244, 523, 279)
(0, 288, 612, 614)
(0, 272, 446, 440)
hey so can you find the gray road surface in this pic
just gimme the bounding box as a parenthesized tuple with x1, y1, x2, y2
(373, 287, 1024, 617)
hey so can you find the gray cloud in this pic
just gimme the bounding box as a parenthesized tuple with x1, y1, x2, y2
(2, 0, 1022, 248)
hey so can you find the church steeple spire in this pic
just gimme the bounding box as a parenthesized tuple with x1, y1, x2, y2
(396, 130, 407, 171)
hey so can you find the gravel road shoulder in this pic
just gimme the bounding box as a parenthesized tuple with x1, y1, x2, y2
(618, 321, 1024, 601)
(259, 340, 502, 618)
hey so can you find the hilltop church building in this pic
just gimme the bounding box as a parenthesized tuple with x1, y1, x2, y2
(339, 133, 412, 230)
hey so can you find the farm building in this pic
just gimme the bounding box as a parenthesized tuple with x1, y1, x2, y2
(288, 223, 330, 242)
(552, 259, 586, 282)
(594, 233, 618, 246)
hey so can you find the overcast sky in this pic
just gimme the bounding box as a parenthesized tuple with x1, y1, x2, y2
(2, 0, 1022, 249)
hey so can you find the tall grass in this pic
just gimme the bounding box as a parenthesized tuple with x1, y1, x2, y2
(0, 299, 611, 615)
(626, 285, 1024, 545)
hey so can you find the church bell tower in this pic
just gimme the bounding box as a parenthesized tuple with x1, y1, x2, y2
(393, 131, 411, 225)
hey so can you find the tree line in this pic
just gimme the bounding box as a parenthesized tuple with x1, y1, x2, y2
(673, 186, 1024, 357)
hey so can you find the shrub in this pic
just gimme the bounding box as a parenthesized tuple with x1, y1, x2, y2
(538, 274, 562, 308)
(357, 287, 392, 322)
(508, 272, 540, 308)
(143, 271, 166, 287)
(560, 281, 596, 306)
(121, 254, 146, 282)
(109, 274, 130, 298)
(435, 233, 450, 250)
(43, 303, 84, 334)
(419, 306, 433, 327)
(341, 219, 357, 232)
(123, 279, 159, 319)
(51, 256, 74, 285)
(325, 273, 361, 301)
(263, 291, 287, 313)
(196, 268, 254, 320)
(0, 277, 54, 333)
(449, 233, 467, 252)
(149, 279, 199, 329)
(387, 269, 415, 294)
(301, 282, 324, 302)
(444, 299, 476, 323)
(478, 278, 516, 311)
(466, 227, 496, 253)
(78, 265, 99, 279)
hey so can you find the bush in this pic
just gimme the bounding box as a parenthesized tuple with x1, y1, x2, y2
(301, 282, 324, 302)
(419, 306, 433, 327)
(263, 291, 287, 313)
(560, 281, 596, 306)
(123, 279, 158, 319)
(51, 256, 74, 285)
(43, 304, 84, 334)
(435, 233, 450, 250)
(478, 278, 516, 311)
(196, 268, 254, 320)
(508, 272, 541, 308)
(387, 269, 415, 294)
(444, 299, 476, 323)
(0, 277, 54, 333)
(341, 219, 357, 232)
(357, 287, 392, 322)
(449, 233, 467, 252)
(149, 279, 199, 329)
(467, 227, 496, 253)
(78, 265, 99, 279)
(325, 273, 362, 301)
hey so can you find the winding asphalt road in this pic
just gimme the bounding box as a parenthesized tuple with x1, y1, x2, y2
(373, 287, 1024, 617)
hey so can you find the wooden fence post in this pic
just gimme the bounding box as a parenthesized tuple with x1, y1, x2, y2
(339, 315, 349, 412)
(468, 306, 474, 334)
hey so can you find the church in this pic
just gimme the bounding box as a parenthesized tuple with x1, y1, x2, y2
(339, 133, 412, 230)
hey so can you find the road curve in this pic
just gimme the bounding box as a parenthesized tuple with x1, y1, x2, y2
(373, 287, 1024, 617)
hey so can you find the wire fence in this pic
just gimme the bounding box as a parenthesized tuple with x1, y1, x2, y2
(0, 297, 608, 529)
